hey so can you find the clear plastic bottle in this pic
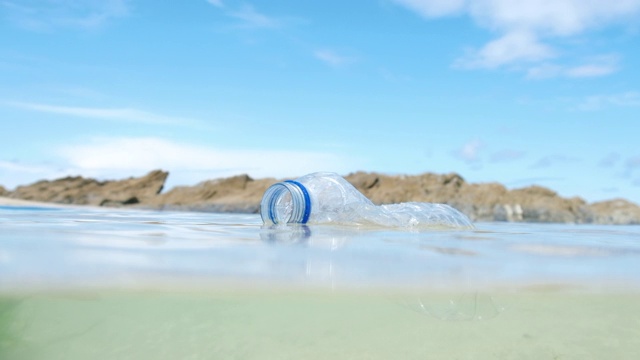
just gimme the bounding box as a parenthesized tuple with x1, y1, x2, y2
(260, 172, 473, 229)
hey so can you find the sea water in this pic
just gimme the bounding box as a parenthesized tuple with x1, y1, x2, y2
(0, 205, 639, 359)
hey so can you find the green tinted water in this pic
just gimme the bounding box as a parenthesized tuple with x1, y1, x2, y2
(1, 206, 639, 359)
(2, 289, 639, 360)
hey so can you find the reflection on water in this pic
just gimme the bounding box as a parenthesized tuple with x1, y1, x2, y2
(260, 224, 313, 244)
(1, 205, 640, 291)
(2, 206, 640, 359)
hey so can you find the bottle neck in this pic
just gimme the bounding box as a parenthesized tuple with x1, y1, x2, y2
(260, 180, 311, 224)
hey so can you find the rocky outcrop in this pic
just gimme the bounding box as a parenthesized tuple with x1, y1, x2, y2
(0, 185, 7, 197)
(145, 174, 276, 213)
(345, 172, 466, 205)
(5, 169, 640, 224)
(586, 199, 640, 225)
(343, 172, 639, 224)
(9, 170, 168, 206)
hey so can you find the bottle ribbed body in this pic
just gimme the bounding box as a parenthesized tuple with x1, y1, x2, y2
(260, 172, 473, 229)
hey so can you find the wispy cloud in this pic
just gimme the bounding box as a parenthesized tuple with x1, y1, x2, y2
(393, 0, 466, 17)
(216, 0, 282, 28)
(627, 156, 640, 181)
(55, 137, 354, 188)
(565, 64, 617, 78)
(0, 160, 70, 189)
(313, 49, 356, 67)
(206, 0, 224, 8)
(576, 91, 640, 111)
(394, 0, 640, 77)
(1, 0, 129, 31)
(506, 177, 565, 187)
(627, 156, 640, 169)
(527, 55, 620, 79)
(6, 101, 196, 125)
(394, 0, 640, 37)
(531, 154, 580, 169)
(490, 149, 525, 163)
(454, 31, 555, 69)
(599, 153, 621, 167)
(454, 138, 484, 163)
(378, 67, 412, 82)
(1, 137, 356, 189)
(207, 3, 350, 69)
(0, 160, 50, 174)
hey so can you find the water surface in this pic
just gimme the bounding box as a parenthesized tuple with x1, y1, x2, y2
(1, 206, 639, 359)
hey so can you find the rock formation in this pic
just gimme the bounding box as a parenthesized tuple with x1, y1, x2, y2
(344, 172, 639, 224)
(586, 199, 640, 225)
(4, 169, 640, 224)
(0, 185, 7, 197)
(145, 174, 276, 213)
(9, 170, 168, 206)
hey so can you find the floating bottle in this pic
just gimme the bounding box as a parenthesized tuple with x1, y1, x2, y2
(260, 172, 473, 229)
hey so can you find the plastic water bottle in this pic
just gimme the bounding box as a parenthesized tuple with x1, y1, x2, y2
(260, 172, 473, 229)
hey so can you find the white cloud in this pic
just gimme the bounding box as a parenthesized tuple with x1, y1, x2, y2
(565, 64, 615, 78)
(531, 154, 579, 168)
(0, 160, 70, 189)
(454, 138, 484, 162)
(228, 5, 279, 28)
(206, 0, 224, 8)
(526, 55, 619, 79)
(394, 0, 640, 75)
(54, 137, 354, 189)
(395, 0, 640, 34)
(577, 91, 640, 111)
(0, 160, 49, 175)
(490, 149, 525, 162)
(454, 31, 555, 69)
(1, 0, 129, 31)
(392, 0, 465, 17)
(525, 63, 564, 79)
(468, 0, 640, 35)
(1, 137, 356, 190)
(313, 49, 356, 67)
(7, 101, 195, 125)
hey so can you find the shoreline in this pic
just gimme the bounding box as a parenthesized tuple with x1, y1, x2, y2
(0, 196, 62, 207)
(0, 196, 93, 210)
(2, 170, 640, 224)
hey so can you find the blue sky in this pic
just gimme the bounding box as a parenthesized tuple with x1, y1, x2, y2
(1, 0, 639, 204)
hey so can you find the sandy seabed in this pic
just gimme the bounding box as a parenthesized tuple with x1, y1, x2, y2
(1, 289, 639, 360)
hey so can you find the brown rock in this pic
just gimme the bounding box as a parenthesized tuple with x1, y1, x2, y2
(10, 170, 168, 206)
(0, 185, 7, 197)
(586, 199, 640, 225)
(146, 174, 276, 213)
(345, 171, 466, 204)
(6, 170, 640, 224)
(500, 186, 589, 223)
(455, 182, 509, 221)
(344, 172, 638, 224)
